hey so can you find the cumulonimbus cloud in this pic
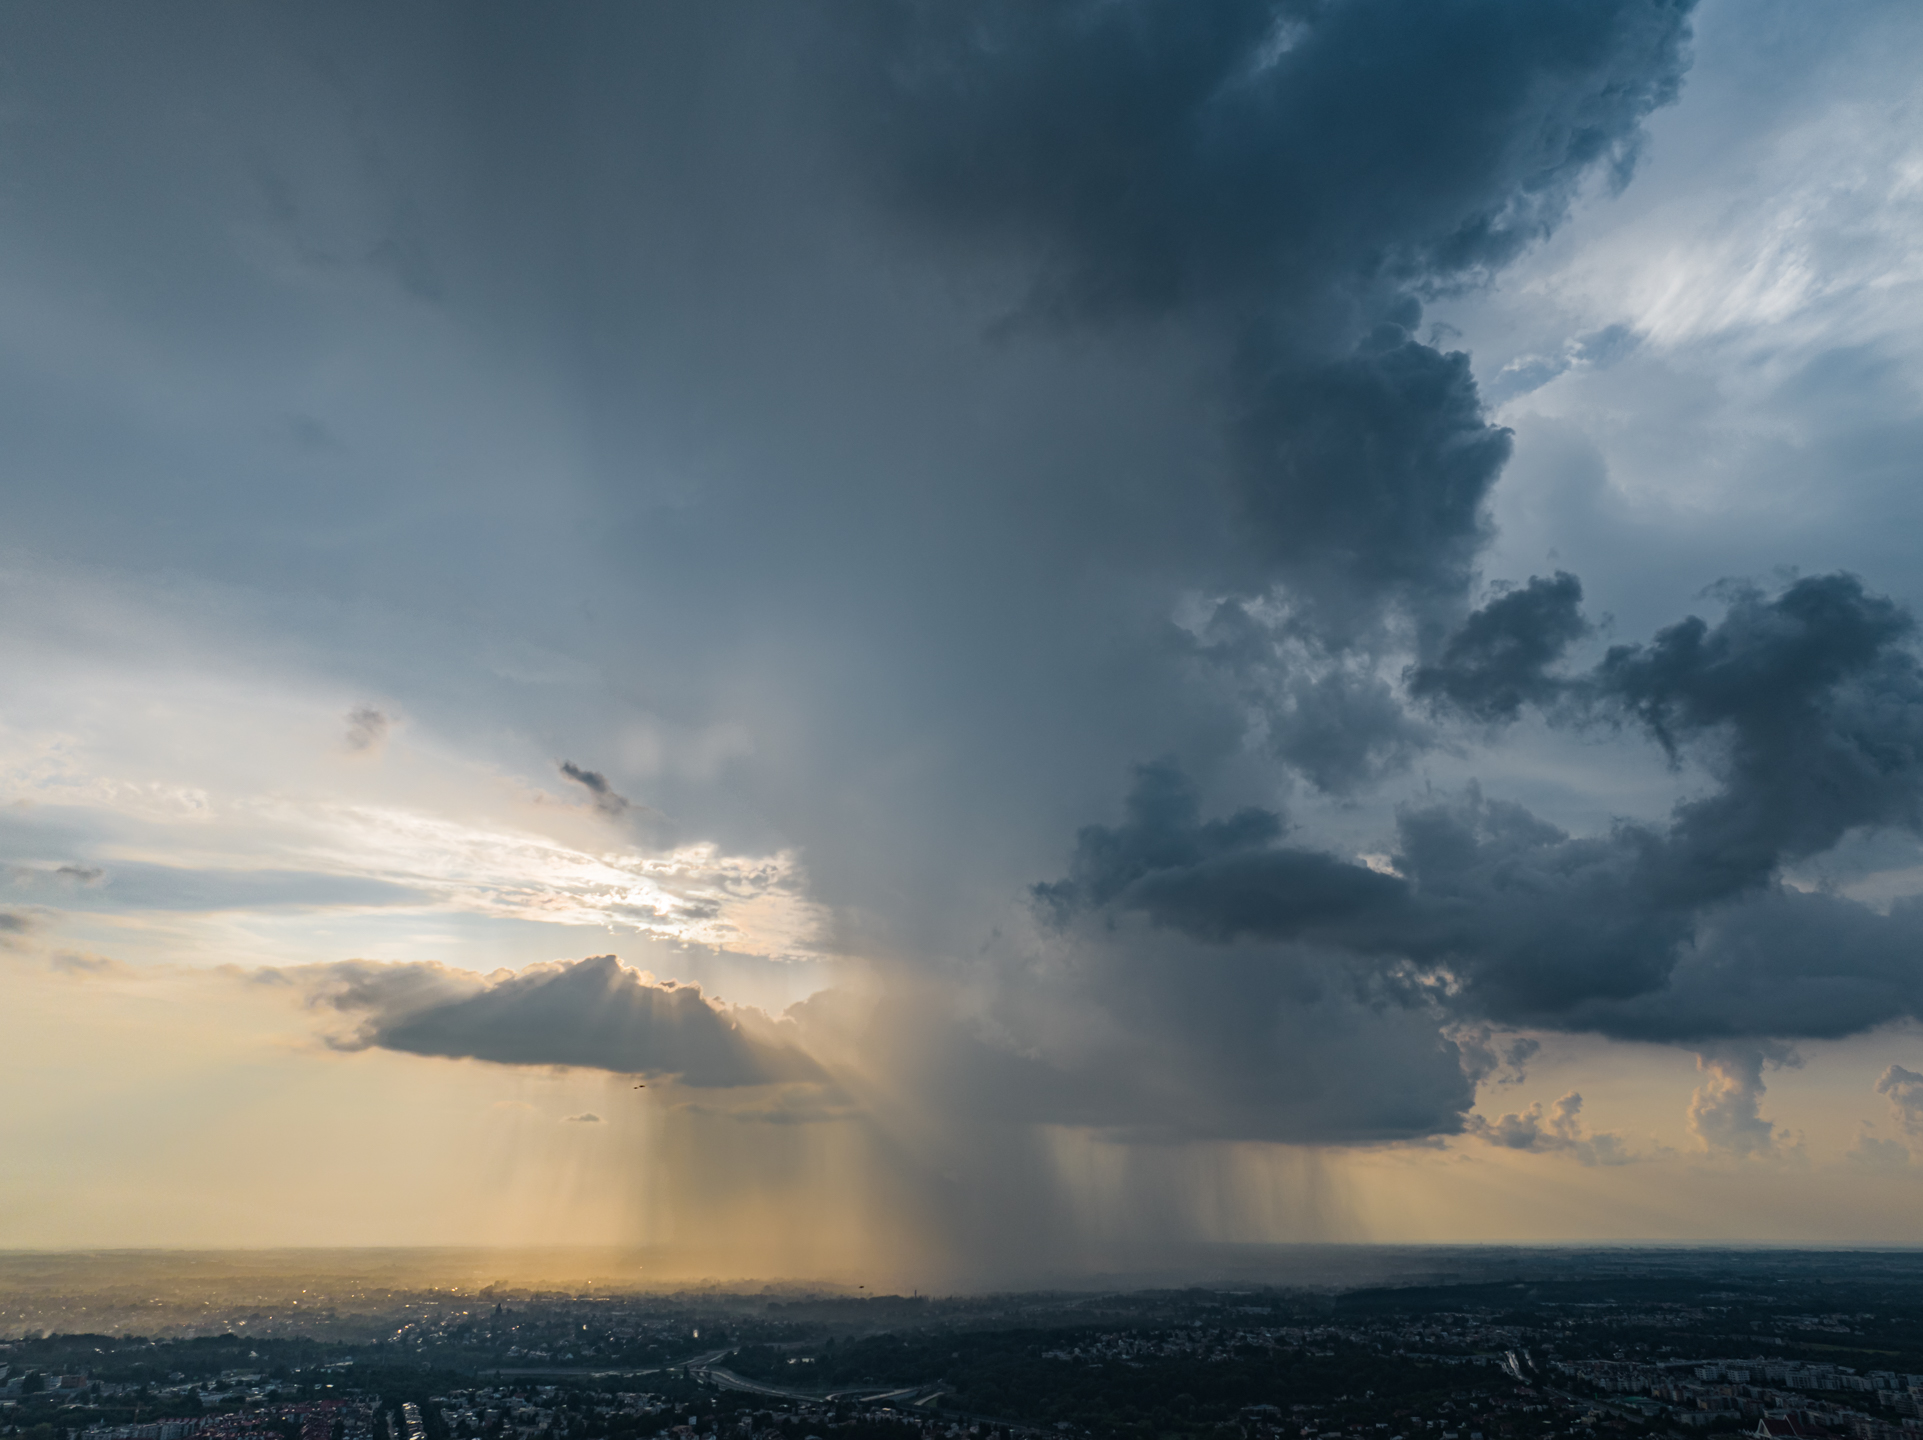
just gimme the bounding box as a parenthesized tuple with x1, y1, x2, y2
(838, 0, 1694, 644)
(218, 0, 1733, 1158)
(299, 0, 1879, 1159)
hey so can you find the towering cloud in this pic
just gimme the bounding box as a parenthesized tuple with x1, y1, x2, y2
(845, 0, 1692, 320)
(841, 0, 1693, 636)
(248, 0, 1923, 1166)
(1687, 1048, 1791, 1159)
(289, 0, 1730, 1153)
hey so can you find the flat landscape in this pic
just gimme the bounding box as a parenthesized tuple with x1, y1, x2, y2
(8, 1249, 1923, 1440)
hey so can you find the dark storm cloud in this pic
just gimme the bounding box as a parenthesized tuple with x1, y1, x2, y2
(1414, 568, 1923, 897)
(1041, 575, 1923, 1045)
(1187, 601, 1433, 792)
(1572, 889, 1923, 1042)
(1037, 933, 1482, 1144)
(1261, 664, 1433, 794)
(1229, 325, 1513, 625)
(1022, 762, 1481, 1143)
(844, 0, 1694, 322)
(0, 0, 1752, 1167)
(1035, 756, 1285, 919)
(295, 954, 820, 1088)
(560, 761, 632, 819)
(831, 940, 1483, 1145)
(1408, 572, 1588, 721)
(841, 0, 1694, 631)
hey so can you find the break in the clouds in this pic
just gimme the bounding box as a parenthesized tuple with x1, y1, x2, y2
(3, 0, 1923, 1261)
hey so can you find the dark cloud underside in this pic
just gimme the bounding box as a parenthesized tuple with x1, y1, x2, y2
(1043, 576, 1923, 1046)
(300, 955, 819, 1088)
(836, 0, 1694, 633)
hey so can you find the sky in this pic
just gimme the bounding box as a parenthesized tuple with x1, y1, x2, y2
(4, 0, 1923, 1286)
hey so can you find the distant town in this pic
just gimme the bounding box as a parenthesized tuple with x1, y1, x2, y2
(8, 1250, 1923, 1440)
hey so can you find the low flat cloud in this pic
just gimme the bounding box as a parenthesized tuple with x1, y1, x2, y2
(290, 954, 821, 1089)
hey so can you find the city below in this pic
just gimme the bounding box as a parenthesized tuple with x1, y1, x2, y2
(5, 1250, 1923, 1440)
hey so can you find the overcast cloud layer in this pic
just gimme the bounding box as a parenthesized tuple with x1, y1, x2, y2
(4, 0, 1923, 1266)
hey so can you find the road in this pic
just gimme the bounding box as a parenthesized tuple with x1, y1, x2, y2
(487, 1367, 664, 1380)
(684, 1350, 945, 1407)
(672, 1350, 1054, 1436)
